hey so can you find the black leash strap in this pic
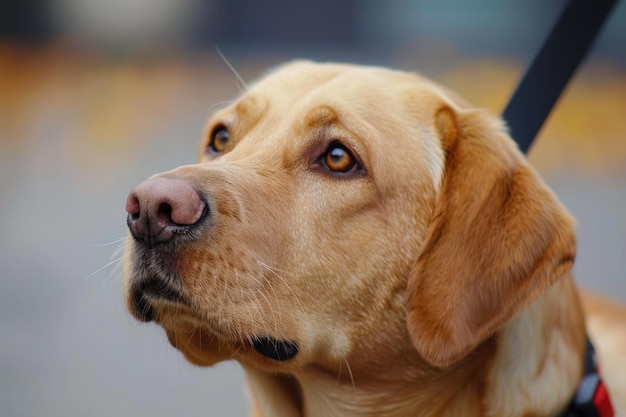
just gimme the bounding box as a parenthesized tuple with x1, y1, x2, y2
(500, 3, 619, 416)
(501, 0, 618, 154)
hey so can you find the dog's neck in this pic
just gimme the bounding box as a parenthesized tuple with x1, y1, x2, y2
(245, 275, 587, 417)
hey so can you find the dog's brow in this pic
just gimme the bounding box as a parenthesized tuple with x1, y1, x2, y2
(229, 94, 266, 135)
(304, 105, 339, 129)
(235, 95, 262, 117)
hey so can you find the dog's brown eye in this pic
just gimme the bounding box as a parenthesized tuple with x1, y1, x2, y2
(322, 142, 358, 173)
(208, 125, 230, 154)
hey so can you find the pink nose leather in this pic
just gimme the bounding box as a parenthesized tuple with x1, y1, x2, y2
(126, 177, 205, 244)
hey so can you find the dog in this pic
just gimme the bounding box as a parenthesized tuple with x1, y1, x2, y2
(122, 61, 625, 417)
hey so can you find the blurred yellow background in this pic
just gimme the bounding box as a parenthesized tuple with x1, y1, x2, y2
(0, 1, 624, 416)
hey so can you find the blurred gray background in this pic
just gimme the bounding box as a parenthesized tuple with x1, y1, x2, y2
(1, 1, 625, 416)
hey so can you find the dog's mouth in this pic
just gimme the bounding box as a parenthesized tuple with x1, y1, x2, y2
(252, 337, 299, 361)
(131, 277, 187, 322)
(131, 282, 299, 361)
(127, 260, 300, 361)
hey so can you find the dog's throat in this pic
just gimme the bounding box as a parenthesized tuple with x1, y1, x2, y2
(252, 337, 299, 361)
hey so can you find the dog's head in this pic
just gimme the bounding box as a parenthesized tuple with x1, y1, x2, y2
(122, 61, 575, 375)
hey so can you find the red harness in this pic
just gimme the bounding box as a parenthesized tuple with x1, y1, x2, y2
(557, 339, 614, 417)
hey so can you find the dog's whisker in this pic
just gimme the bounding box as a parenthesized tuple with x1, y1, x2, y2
(256, 260, 305, 313)
(245, 272, 279, 332)
(180, 322, 202, 358)
(106, 244, 127, 280)
(190, 325, 200, 351)
(90, 236, 124, 264)
(216, 46, 248, 91)
(85, 254, 123, 281)
(343, 358, 357, 395)
(207, 99, 236, 112)
(91, 237, 126, 247)
(250, 269, 283, 327)
(253, 263, 289, 329)
(87, 239, 127, 284)
(105, 270, 123, 290)
(169, 299, 181, 323)
(335, 360, 344, 388)
(248, 298, 268, 340)
(235, 271, 262, 345)
(255, 260, 290, 275)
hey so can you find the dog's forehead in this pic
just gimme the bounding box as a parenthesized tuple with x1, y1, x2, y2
(233, 62, 442, 136)
(207, 61, 447, 191)
(250, 61, 431, 102)
(252, 61, 349, 94)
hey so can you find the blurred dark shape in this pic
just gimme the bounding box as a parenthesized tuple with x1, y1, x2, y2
(0, 0, 623, 63)
(209, 0, 358, 46)
(0, 0, 52, 41)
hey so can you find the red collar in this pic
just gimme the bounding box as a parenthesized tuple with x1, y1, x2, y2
(556, 338, 614, 417)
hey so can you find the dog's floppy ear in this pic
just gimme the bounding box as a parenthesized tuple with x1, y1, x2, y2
(406, 105, 576, 368)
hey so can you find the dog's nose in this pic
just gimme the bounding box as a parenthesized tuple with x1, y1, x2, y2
(126, 177, 206, 245)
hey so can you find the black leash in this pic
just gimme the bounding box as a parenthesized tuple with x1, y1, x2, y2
(501, 0, 618, 154)
(500, 2, 619, 416)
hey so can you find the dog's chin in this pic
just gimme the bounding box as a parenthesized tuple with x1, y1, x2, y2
(164, 323, 299, 368)
(165, 326, 232, 367)
(145, 301, 300, 368)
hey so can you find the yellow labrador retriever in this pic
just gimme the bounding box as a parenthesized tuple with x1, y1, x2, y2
(122, 61, 625, 417)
